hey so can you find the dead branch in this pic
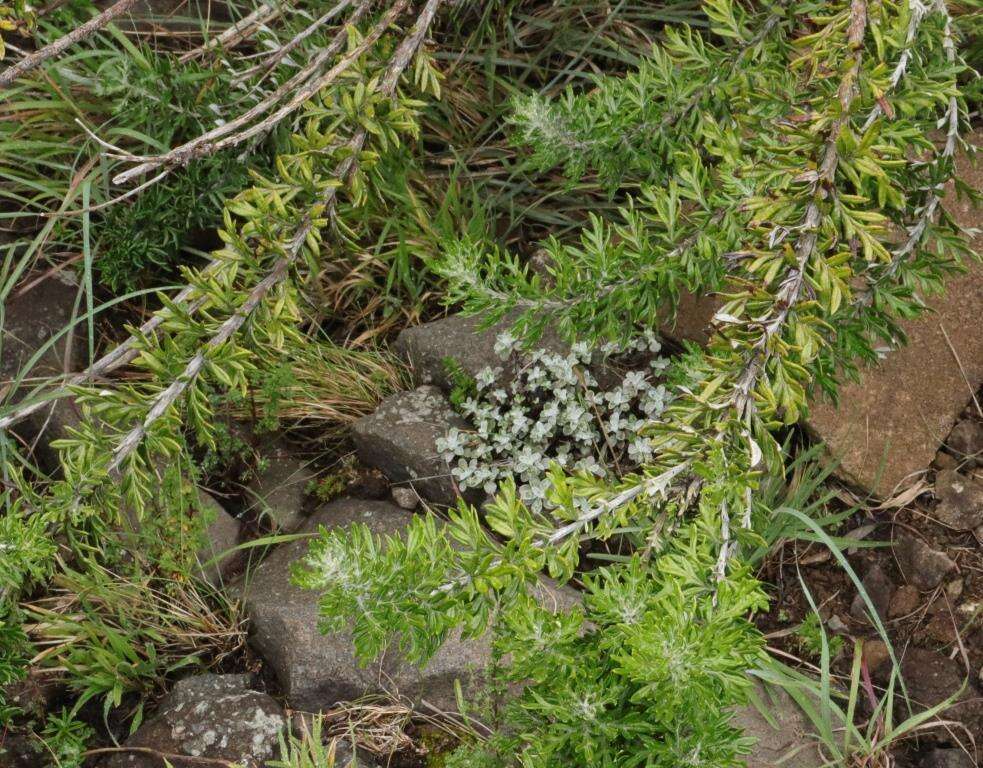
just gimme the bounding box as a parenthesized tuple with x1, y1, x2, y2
(0, 0, 138, 89)
(178, 0, 287, 63)
(233, 0, 353, 85)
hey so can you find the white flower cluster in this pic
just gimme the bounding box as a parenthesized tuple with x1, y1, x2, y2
(436, 331, 671, 512)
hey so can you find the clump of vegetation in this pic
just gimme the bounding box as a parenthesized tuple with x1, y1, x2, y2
(0, 0, 977, 765)
(437, 332, 671, 509)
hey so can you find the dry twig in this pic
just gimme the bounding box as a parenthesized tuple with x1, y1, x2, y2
(0, 0, 138, 88)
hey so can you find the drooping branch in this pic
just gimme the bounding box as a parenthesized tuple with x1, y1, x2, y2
(232, 0, 353, 84)
(0, 0, 138, 88)
(732, 0, 868, 421)
(105, 0, 443, 475)
(852, 0, 961, 308)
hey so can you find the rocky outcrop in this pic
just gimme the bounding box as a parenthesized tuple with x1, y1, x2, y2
(239, 498, 577, 714)
(352, 386, 470, 507)
(240, 499, 488, 713)
(101, 674, 285, 768)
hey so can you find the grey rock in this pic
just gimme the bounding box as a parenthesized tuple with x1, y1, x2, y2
(934, 469, 983, 531)
(731, 682, 822, 768)
(896, 534, 956, 591)
(239, 499, 489, 713)
(394, 312, 624, 394)
(352, 387, 469, 507)
(245, 444, 314, 532)
(923, 748, 976, 768)
(850, 564, 894, 624)
(946, 419, 983, 467)
(195, 490, 240, 586)
(394, 312, 568, 392)
(101, 674, 286, 768)
(240, 499, 577, 714)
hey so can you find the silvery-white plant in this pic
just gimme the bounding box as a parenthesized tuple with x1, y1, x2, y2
(436, 330, 671, 511)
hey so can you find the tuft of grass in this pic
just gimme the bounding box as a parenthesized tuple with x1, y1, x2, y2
(23, 563, 246, 727)
(225, 335, 409, 437)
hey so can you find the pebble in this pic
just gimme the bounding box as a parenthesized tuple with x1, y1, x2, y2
(888, 585, 921, 618)
(391, 486, 420, 510)
(934, 469, 983, 530)
(895, 534, 956, 591)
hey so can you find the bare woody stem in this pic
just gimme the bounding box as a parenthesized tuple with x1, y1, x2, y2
(852, 0, 959, 308)
(233, 0, 353, 84)
(0, 0, 138, 89)
(106, 0, 443, 475)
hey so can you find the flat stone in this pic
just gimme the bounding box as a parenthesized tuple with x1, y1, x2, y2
(896, 648, 968, 712)
(239, 499, 576, 715)
(731, 682, 822, 768)
(239, 500, 485, 713)
(807, 134, 983, 496)
(244, 443, 314, 532)
(896, 534, 956, 591)
(352, 386, 469, 507)
(101, 674, 285, 768)
(865, 644, 978, 726)
(934, 469, 983, 530)
(1, 275, 80, 384)
(850, 564, 894, 624)
(195, 490, 241, 586)
(394, 312, 568, 392)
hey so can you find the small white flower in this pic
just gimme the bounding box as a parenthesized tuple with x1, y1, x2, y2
(494, 331, 519, 359)
(649, 356, 670, 373)
(570, 341, 591, 362)
(475, 366, 499, 389)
